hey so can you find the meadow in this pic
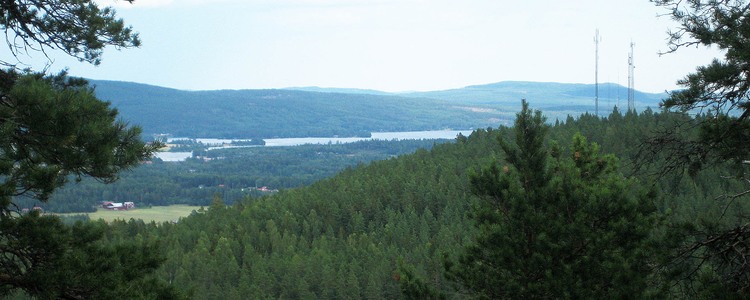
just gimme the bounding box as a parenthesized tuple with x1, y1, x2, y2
(62, 205, 202, 223)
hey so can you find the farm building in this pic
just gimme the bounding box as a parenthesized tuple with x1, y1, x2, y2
(102, 201, 135, 210)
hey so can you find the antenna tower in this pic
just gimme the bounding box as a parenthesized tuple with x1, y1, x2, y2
(627, 41, 635, 112)
(594, 29, 601, 116)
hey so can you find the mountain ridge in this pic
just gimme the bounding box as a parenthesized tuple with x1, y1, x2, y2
(89, 80, 502, 139)
(88, 79, 668, 139)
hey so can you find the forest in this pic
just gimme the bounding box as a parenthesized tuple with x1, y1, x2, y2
(20, 139, 451, 212)
(79, 107, 749, 298)
(2, 0, 750, 299)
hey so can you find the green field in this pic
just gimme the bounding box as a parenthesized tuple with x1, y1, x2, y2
(66, 205, 203, 223)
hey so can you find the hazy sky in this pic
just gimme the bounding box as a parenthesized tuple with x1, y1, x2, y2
(10, 0, 725, 93)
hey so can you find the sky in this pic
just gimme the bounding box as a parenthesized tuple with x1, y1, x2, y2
(8, 0, 726, 93)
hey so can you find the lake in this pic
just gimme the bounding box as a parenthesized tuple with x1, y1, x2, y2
(156, 130, 473, 162)
(154, 152, 193, 162)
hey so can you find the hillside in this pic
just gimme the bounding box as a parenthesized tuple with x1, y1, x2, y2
(402, 81, 665, 108)
(99, 108, 747, 298)
(90, 80, 501, 138)
(90, 80, 667, 139)
(36, 139, 450, 212)
(292, 81, 667, 121)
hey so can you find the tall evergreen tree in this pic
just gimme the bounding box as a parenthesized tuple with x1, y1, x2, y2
(645, 1, 750, 295)
(0, 0, 179, 298)
(445, 101, 659, 298)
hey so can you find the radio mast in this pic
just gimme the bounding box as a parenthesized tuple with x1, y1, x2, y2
(627, 41, 635, 112)
(594, 29, 601, 116)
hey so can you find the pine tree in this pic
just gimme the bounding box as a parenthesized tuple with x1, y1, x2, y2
(445, 100, 659, 298)
(644, 1, 750, 295)
(0, 1, 176, 298)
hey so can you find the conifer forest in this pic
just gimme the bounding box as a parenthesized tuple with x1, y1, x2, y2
(2, 0, 750, 299)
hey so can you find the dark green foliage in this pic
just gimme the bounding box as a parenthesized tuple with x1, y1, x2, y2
(106, 129, 495, 299)
(0, 1, 180, 297)
(12, 104, 727, 299)
(645, 1, 750, 296)
(557, 110, 750, 297)
(38, 104, 746, 299)
(0, 70, 161, 213)
(30, 138, 448, 212)
(0, 213, 182, 299)
(444, 101, 659, 298)
(0, 70, 174, 297)
(398, 262, 445, 300)
(113, 107, 691, 299)
(495, 100, 549, 190)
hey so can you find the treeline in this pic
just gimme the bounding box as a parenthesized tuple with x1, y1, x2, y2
(19, 139, 450, 213)
(94, 108, 749, 298)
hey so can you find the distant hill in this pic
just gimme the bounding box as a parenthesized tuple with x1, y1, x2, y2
(400, 81, 667, 119)
(285, 86, 393, 96)
(282, 81, 668, 122)
(89, 80, 502, 139)
(404, 81, 662, 102)
(89, 80, 669, 139)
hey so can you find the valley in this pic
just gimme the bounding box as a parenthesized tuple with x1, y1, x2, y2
(154, 129, 472, 161)
(93, 108, 750, 298)
(4, 1, 748, 298)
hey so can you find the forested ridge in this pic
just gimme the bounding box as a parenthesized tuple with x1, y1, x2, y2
(93, 107, 749, 299)
(90, 80, 502, 138)
(91, 79, 665, 139)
